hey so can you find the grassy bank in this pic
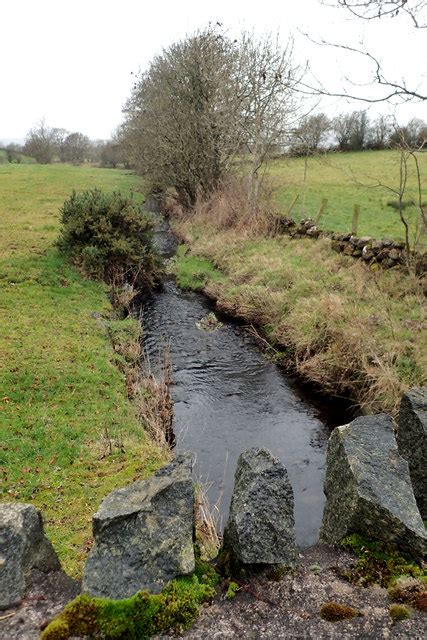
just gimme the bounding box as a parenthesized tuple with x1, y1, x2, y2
(0, 164, 164, 576)
(269, 149, 427, 243)
(0, 148, 36, 164)
(173, 219, 426, 416)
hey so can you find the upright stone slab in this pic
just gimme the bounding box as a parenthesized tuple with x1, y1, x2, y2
(0, 503, 60, 609)
(320, 414, 426, 559)
(223, 448, 297, 568)
(396, 387, 427, 519)
(82, 454, 195, 599)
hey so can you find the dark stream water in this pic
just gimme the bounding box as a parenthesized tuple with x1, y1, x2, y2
(141, 218, 347, 547)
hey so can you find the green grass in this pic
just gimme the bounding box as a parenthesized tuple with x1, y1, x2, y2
(268, 150, 427, 244)
(172, 245, 227, 291)
(0, 164, 163, 576)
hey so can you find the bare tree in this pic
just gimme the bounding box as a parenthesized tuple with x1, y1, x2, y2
(23, 120, 58, 163)
(23, 121, 67, 164)
(304, 1, 427, 102)
(373, 141, 426, 262)
(332, 112, 357, 150)
(366, 114, 392, 148)
(328, 1, 426, 27)
(389, 117, 427, 147)
(291, 113, 331, 155)
(86, 139, 105, 164)
(238, 33, 301, 205)
(122, 26, 245, 207)
(331, 110, 371, 150)
(350, 110, 369, 150)
(122, 27, 302, 209)
(60, 132, 90, 164)
(99, 138, 127, 168)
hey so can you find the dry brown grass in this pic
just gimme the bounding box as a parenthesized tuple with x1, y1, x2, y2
(169, 177, 279, 237)
(107, 314, 174, 451)
(194, 483, 221, 561)
(134, 347, 174, 449)
(172, 217, 426, 415)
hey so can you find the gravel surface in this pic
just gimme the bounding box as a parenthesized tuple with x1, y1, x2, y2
(1, 569, 79, 640)
(182, 546, 426, 640)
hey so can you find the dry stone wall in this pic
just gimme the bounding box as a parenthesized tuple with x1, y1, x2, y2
(275, 216, 426, 273)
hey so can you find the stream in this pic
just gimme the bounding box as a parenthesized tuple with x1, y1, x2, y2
(140, 217, 348, 547)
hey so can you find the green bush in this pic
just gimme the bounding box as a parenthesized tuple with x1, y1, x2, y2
(58, 189, 159, 287)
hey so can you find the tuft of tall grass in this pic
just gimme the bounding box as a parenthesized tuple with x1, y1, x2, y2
(173, 176, 280, 237)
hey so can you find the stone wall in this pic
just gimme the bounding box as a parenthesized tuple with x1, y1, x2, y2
(275, 216, 426, 273)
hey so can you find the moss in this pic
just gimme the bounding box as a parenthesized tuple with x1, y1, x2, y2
(320, 602, 360, 622)
(341, 534, 424, 588)
(389, 576, 427, 611)
(39, 618, 70, 640)
(194, 552, 221, 589)
(225, 581, 239, 599)
(41, 575, 215, 640)
(389, 604, 411, 622)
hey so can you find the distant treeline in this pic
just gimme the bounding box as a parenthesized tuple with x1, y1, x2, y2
(1, 120, 127, 167)
(3, 112, 425, 169)
(288, 112, 426, 156)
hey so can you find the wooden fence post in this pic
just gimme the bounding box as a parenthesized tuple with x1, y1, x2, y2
(352, 204, 360, 235)
(315, 198, 328, 225)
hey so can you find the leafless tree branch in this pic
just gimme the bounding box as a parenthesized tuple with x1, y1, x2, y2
(323, 1, 426, 27)
(298, 33, 426, 102)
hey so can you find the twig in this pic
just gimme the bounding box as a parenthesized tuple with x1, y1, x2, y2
(246, 325, 281, 356)
(0, 612, 16, 621)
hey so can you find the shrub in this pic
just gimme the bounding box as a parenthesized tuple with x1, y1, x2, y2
(58, 189, 159, 287)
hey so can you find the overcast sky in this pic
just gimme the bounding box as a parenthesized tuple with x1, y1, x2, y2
(1, 0, 425, 142)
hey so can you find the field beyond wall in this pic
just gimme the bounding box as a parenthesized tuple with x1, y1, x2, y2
(0, 164, 164, 577)
(269, 149, 427, 244)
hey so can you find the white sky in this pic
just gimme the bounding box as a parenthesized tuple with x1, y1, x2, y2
(1, 0, 426, 142)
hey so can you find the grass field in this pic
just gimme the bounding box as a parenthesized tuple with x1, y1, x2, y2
(269, 150, 427, 244)
(0, 164, 163, 576)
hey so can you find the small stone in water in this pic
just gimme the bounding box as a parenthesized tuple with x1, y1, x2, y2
(196, 312, 223, 332)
